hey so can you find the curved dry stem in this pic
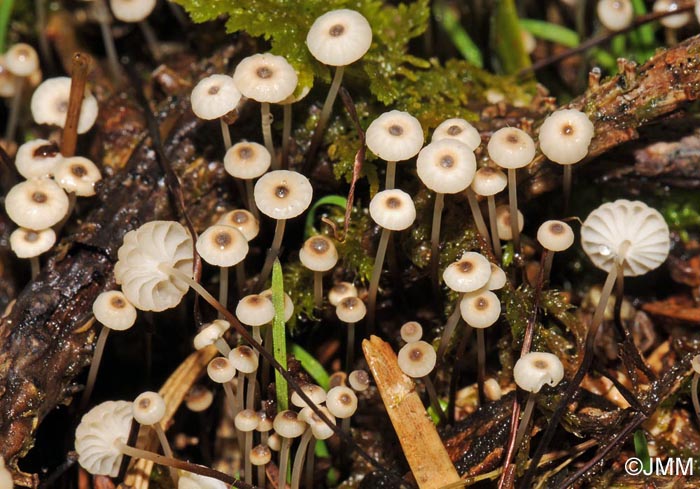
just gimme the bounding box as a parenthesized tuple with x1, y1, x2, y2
(220, 118, 232, 150)
(258, 219, 286, 288)
(261, 102, 275, 160)
(487, 195, 501, 262)
(278, 437, 292, 489)
(313, 271, 323, 310)
(153, 423, 178, 483)
(430, 193, 445, 291)
(367, 228, 391, 331)
(692, 374, 700, 428)
(507, 169, 520, 253)
(290, 429, 313, 489)
(513, 393, 535, 450)
(79, 326, 110, 410)
(219, 266, 230, 314)
(436, 296, 463, 360)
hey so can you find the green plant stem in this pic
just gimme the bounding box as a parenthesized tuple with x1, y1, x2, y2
(434, 1, 483, 67)
(519, 19, 580, 47)
(272, 259, 288, 410)
(367, 228, 391, 331)
(430, 193, 445, 292)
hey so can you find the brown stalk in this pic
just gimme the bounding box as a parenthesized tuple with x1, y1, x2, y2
(61, 53, 92, 157)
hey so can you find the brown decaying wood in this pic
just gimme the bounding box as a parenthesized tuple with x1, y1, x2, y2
(362, 335, 460, 489)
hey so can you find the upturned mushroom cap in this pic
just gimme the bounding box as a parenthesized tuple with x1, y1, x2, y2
(273, 410, 307, 438)
(692, 354, 700, 375)
(326, 386, 358, 419)
(400, 321, 423, 343)
(235, 409, 260, 432)
(233, 53, 298, 103)
(495, 205, 524, 241)
(416, 140, 476, 194)
(193, 319, 230, 350)
(113, 221, 194, 312)
(0, 457, 12, 489)
(10, 227, 56, 259)
(653, 0, 691, 28)
(471, 167, 507, 197)
(228, 345, 259, 374)
(336, 296, 367, 323)
(260, 288, 295, 322)
(74, 400, 133, 476)
(224, 141, 271, 179)
(580, 199, 670, 276)
(190, 74, 241, 120)
(369, 189, 416, 231)
(15, 139, 62, 179)
(132, 391, 166, 425)
(348, 369, 370, 391)
(185, 385, 214, 412)
(328, 282, 358, 306)
(207, 357, 235, 383)
(110, 0, 157, 22)
(300, 406, 336, 440)
(5, 178, 69, 229)
(254, 170, 313, 220)
(459, 290, 501, 329)
(443, 251, 491, 293)
(513, 351, 564, 393)
(31, 77, 98, 134)
(53, 156, 102, 196)
(291, 383, 327, 409)
(236, 294, 275, 326)
(432, 118, 481, 151)
(597, 0, 634, 30)
(398, 340, 437, 378)
(178, 473, 228, 489)
(92, 291, 137, 331)
(487, 127, 536, 169)
(4, 43, 39, 77)
(249, 445, 272, 466)
(217, 209, 259, 241)
(538, 109, 594, 166)
(537, 220, 575, 252)
(196, 225, 248, 268)
(299, 235, 338, 272)
(486, 264, 507, 290)
(306, 9, 372, 66)
(366, 110, 424, 162)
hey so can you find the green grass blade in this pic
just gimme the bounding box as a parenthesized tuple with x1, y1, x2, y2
(490, 0, 531, 75)
(633, 430, 651, 472)
(519, 19, 580, 48)
(630, 0, 654, 46)
(433, 2, 483, 68)
(304, 195, 347, 239)
(0, 0, 15, 53)
(272, 258, 288, 411)
(290, 343, 330, 390)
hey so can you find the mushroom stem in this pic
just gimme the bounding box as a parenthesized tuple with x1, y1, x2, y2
(367, 227, 391, 331)
(257, 463, 266, 488)
(35, 0, 54, 72)
(513, 393, 536, 449)
(30, 256, 40, 279)
(692, 374, 700, 428)
(246, 372, 257, 411)
(259, 219, 287, 287)
(466, 189, 490, 244)
(487, 195, 502, 261)
(261, 102, 275, 161)
(138, 21, 162, 63)
(313, 271, 323, 310)
(244, 430, 253, 485)
(79, 326, 111, 410)
(290, 429, 313, 489)
(385, 161, 397, 190)
(95, 0, 121, 80)
(507, 169, 521, 253)
(153, 422, 178, 483)
(476, 328, 486, 406)
(430, 192, 445, 291)
(341, 417, 351, 434)
(236, 263, 246, 297)
(4, 78, 22, 142)
(562, 165, 572, 212)
(220, 118, 232, 150)
(219, 266, 230, 313)
(305, 66, 345, 168)
(278, 437, 292, 489)
(591, 263, 621, 334)
(346, 322, 356, 370)
(214, 338, 231, 357)
(223, 381, 237, 415)
(235, 377, 245, 422)
(245, 179, 260, 220)
(542, 251, 555, 284)
(281, 104, 292, 170)
(422, 375, 447, 425)
(304, 439, 315, 489)
(436, 295, 463, 360)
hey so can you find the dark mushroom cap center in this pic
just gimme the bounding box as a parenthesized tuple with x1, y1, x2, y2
(282, 411, 298, 421)
(480, 167, 496, 176)
(341, 297, 359, 309)
(57, 100, 68, 113)
(386, 197, 401, 209)
(32, 191, 48, 204)
(275, 185, 290, 199)
(310, 237, 330, 254)
(232, 211, 248, 224)
(211, 358, 228, 370)
(439, 154, 455, 168)
(214, 231, 232, 248)
(257, 66, 273, 79)
(71, 164, 88, 177)
(459, 261, 474, 273)
(447, 125, 463, 136)
(16, 47, 31, 60)
(208, 85, 221, 95)
(533, 359, 548, 370)
(238, 146, 253, 160)
(329, 24, 345, 37)
(24, 231, 39, 243)
(549, 223, 565, 235)
(238, 346, 254, 358)
(388, 124, 404, 136)
(506, 133, 520, 144)
(339, 393, 351, 404)
(409, 348, 423, 362)
(245, 296, 264, 307)
(138, 398, 152, 410)
(561, 124, 574, 136)
(111, 296, 126, 309)
(475, 297, 489, 310)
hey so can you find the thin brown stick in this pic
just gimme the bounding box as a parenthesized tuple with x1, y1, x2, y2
(61, 53, 91, 157)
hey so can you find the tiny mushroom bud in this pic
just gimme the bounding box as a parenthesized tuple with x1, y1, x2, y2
(4, 43, 39, 77)
(14, 139, 62, 179)
(31, 77, 98, 134)
(207, 357, 236, 384)
(484, 378, 502, 401)
(250, 444, 272, 466)
(185, 385, 214, 412)
(400, 321, 423, 343)
(513, 352, 564, 393)
(217, 209, 260, 241)
(597, 0, 634, 30)
(495, 205, 524, 241)
(486, 264, 507, 291)
(291, 384, 327, 409)
(256, 410, 274, 433)
(268, 433, 282, 451)
(132, 391, 166, 426)
(110, 0, 157, 22)
(472, 166, 508, 259)
(348, 369, 370, 391)
(53, 156, 102, 197)
(10, 227, 56, 259)
(653, 0, 691, 29)
(328, 281, 358, 306)
(5, 178, 69, 230)
(92, 290, 137, 331)
(329, 371, 348, 388)
(432, 118, 481, 151)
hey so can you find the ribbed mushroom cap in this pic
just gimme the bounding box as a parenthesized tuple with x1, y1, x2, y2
(299, 235, 338, 272)
(460, 290, 501, 329)
(53, 156, 102, 196)
(217, 209, 259, 241)
(300, 406, 336, 440)
(487, 127, 536, 169)
(432, 118, 481, 151)
(236, 294, 275, 326)
(0, 457, 12, 489)
(254, 170, 313, 220)
(273, 410, 306, 438)
(495, 205, 524, 241)
(207, 357, 235, 383)
(348, 369, 370, 391)
(249, 445, 272, 466)
(513, 351, 564, 393)
(196, 224, 248, 268)
(178, 473, 228, 489)
(291, 384, 327, 409)
(15, 139, 62, 179)
(693, 354, 700, 375)
(4, 43, 39, 77)
(537, 220, 575, 252)
(581, 200, 670, 276)
(597, 0, 634, 30)
(193, 319, 230, 350)
(538, 109, 594, 166)
(306, 9, 372, 66)
(328, 282, 358, 306)
(416, 140, 476, 194)
(256, 410, 274, 432)
(369, 189, 416, 231)
(400, 321, 423, 343)
(366, 110, 424, 162)
(92, 291, 137, 331)
(75, 400, 133, 476)
(224, 141, 271, 180)
(486, 264, 507, 291)
(260, 288, 295, 322)
(110, 0, 157, 22)
(228, 345, 259, 374)
(185, 385, 214, 412)
(471, 166, 507, 197)
(233, 53, 298, 103)
(113, 221, 194, 312)
(5, 178, 69, 230)
(398, 341, 436, 378)
(653, 0, 691, 28)
(10, 227, 56, 259)
(443, 251, 491, 293)
(336, 296, 367, 323)
(190, 74, 241, 120)
(326, 386, 358, 419)
(235, 409, 260, 432)
(132, 391, 166, 425)
(31, 77, 98, 134)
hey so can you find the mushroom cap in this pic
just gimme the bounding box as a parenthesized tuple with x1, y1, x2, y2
(196, 224, 249, 268)
(398, 340, 437, 378)
(432, 118, 481, 151)
(113, 221, 194, 312)
(369, 189, 416, 231)
(329, 371, 348, 389)
(653, 0, 691, 28)
(31, 77, 98, 134)
(471, 167, 507, 196)
(10, 227, 56, 259)
(299, 235, 338, 272)
(460, 290, 501, 329)
(110, 0, 157, 22)
(692, 354, 700, 375)
(207, 357, 236, 383)
(328, 281, 358, 306)
(236, 294, 275, 326)
(290, 383, 327, 409)
(537, 220, 575, 252)
(190, 74, 241, 120)
(217, 209, 260, 241)
(256, 410, 274, 432)
(416, 140, 477, 194)
(306, 9, 372, 66)
(4, 43, 39, 77)
(249, 445, 272, 466)
(597, 0, 634, 30)
(233, 53, 298, 103)
(365, 110, 424, 162)
(5, 178, 69, 230)
(132, 391, 166, 426)
(443, 251, 491, 293)
(299, 406, 336, 440)
(348, 369, 370, 391)
(185, 385, 214, 412)
(336, 296, 367, 323)
(178, 473, 228, 489)
(75, 400, 133, 477)
(513, 351, 564, 393)
(325, 386, 358, 419)
(254, 170, 313, 220)
(487, 127, 536, 169)
(486, 264, 507, 291)
(484, 378, 503, 401)
(538, 109, 594, 166)
(580, 200, 670, 277)
(0, 457, 12, 489)
(260, 288, 295, 322)
(228, 345, 259, 374)
(224, 141, 271, 180)
(267, 433, 282, 451)
(400, 321, 423, 343)
(193, 319, 230, 350)
(0, 58, 17, 98)
(53, 156, 102, 196)
(273, 410, 307, 438)
(234, 409, 260, 432)
(495, 205, 524, 241)
(15, 139, 62, 179)
(92, 291, 137, 331)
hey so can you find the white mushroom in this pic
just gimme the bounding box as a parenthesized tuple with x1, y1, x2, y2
(5, 178, 69, 230)
(31, 77, 98, 134)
